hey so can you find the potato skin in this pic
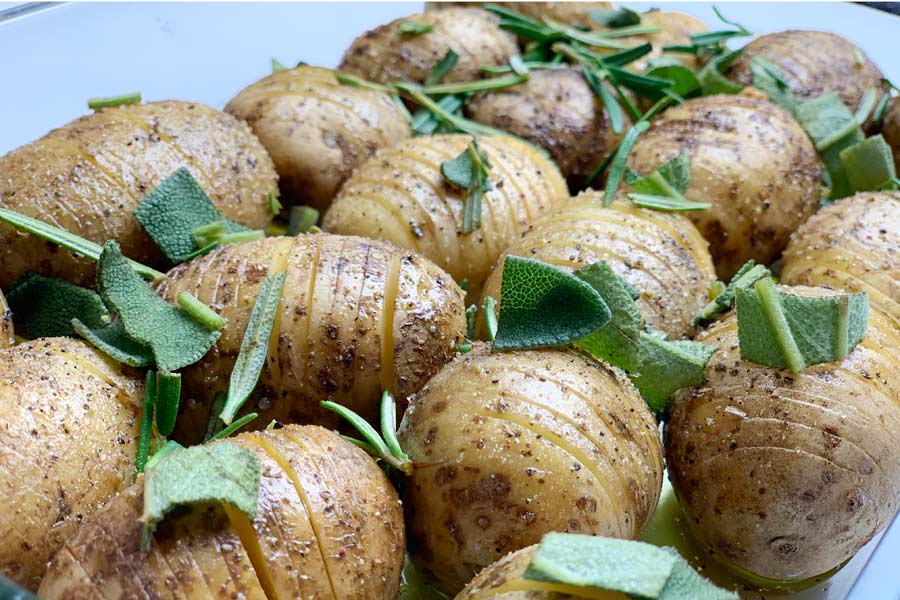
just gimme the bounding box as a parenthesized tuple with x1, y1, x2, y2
(0, 100, 278, 288)
(465, 68, 626, 186)
(426, 3, 612, 29)
(0, 337, 143, 589)
(665, 289, 900, 581)
(323, 134, 569, 297)
(0, 289, 12, 348)
(481, 193, 716, 339)
(883, 96, 900, 172)
(339, 8, 518, 85)
(616, 11, 709, 71)
(727, 30, 887, 119)
(454, 545, 561, 599)
(226, 66, 410, 211)
(781, 191, 900, 330)
(628, 94, 822, 279)
(398, 344, 664, 594)
(155, 234, 465, 440)
(39, 425, 405, 600)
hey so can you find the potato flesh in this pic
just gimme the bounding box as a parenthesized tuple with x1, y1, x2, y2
(628, 94, 822, 279)
(883, 97, 900, 172)
(323, 134, 569, 298)
(0, 337, 143, 589)
(39, 425, 406, 600)
(480, 194, 716, 339)
(398, 345, 663, 595)
(339, 8, 518, 85)
(0, 289, 12, 348)
(665, 288, 900, 581)
(155, 234, 465, 440)
(781, 191, 900, 330)
(226, 66, 410, 211)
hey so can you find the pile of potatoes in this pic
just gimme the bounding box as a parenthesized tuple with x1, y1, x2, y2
(1, 2, 899, 598)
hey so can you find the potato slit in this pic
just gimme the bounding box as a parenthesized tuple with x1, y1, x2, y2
(345, 189, 423, 250)
(296, 236, 322, 389)
(252, 435, 339, 600)
(344, 242, 374, 390)
(40, 137, 140, 206)
(349, 175, 442, 243)
(380, 252, 402, 394)
(222, 504, 281, 600)
(391, 151, 463, 228)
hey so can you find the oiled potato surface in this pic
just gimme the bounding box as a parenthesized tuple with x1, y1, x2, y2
(0, 337, 143, 589)
(226, 65, 410, 210)
(155, 234, 465, 439)
(665, 289, 900, 581)
(481, 194, 716, 339)
(0, 100, 277, 288)
(339, 8, 518, 84)
(39, 425, 405, 600)
(781, 191, 900, 330)
(628, 94, 821, 279)
(398, 345, 663, 594)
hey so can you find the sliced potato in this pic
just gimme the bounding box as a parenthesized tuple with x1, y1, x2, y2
(155, 234, 466, 440)
(226, 65, 410, 211)
(628, 93, 821, 279)
(339, 8, 518, 85)
(0, 100, 278, 288)
(781, 191, 900, 330)
(480, 194, 716, 339)
(39, 425, 405, 600)
(0, 289, 12, 348)
(665, 289, 900, 581)
(0, 337, 144, 589)
(398, 344, 664, 594)
(883, 96, 900, 171)
(322, 134, 569, 298)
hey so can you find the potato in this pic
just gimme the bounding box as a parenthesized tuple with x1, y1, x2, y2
(0, 100, 278, 289)
(781, 191, 900, 330)
(464, 68, 627, 186)
(726, 30, 887, 120)
(481, 193, 716, 339)
(0, 289, 12, 348)
(615, 11, 709, 71)
(455, 544, 559, 599)
(339, 8, 518, 85)
(665, 288, 900, 581)
(398, 344, 664, 594)
(883, 96, 900, 172)
(226, 65, 410, 211)
(39, 424, 405, 599)
(426, 3, 612, 29)
(155, 234, 466, 440)
(0, 337, 144, 589)
(323, 134, 569, 298)
(628, 93, 822, 279)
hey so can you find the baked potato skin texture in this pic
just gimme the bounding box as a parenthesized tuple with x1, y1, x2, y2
(155, 234, 466, 440)
(0, 100, 278, 288)
(883, 96, 900, 172)
(781, 191, 900, 330)
(226, 65, 410, 211)
(628, 94, 822, 279)
(398, 344, 664, 595)
(480, 193, 716, 339)
(727, 30, 887, 118)
(465, 68, 627, 186)
(0, 337, 144, 589)
(339, 8, 518, 85)
(39, 425, 405, 600)
(322, 134, 569, 297)
(0, 289, 12, 348)
(665, 289, 900, 581)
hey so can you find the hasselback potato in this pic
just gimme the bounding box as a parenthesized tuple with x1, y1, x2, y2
(665, 289, 900, 581)
(39, 425, 405, 600)
(0, 337, 144, 589)
(398, 344, 664, 594)
(781, 191, 899, 330)
(323, 134, 569, 297)
(226, 65, 410, 210)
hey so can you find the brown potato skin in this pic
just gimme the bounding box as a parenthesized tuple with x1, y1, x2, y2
(0, 289, 12, 348)
(628, 94, 822, 279)
(339, 8, 518, 85)
(0, 337, 143, 589)
(727, 30, 887, 119)
(226, 66, 410, 211)
(323, 134, 569, 298)
(616, 11, 709, 71)
(781, 191, 900, 330)
(481, 193, 716, 339)
(398, 344, 664, 595)
(465, 68, 627, 186)
(155, 234, 466, 440)
(0, 100, 278, 288)
(426, 3, 612, 29)
(883, 96, 900, 172)
(39, 425, 405, 600)
(665, 289, 900, 581)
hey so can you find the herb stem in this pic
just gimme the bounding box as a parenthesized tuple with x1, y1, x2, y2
(210, 412, 259, 441)
(604, 120, 650, 206)
(854, 88, 878, 125)
(136, 371, 156, 473)
(334, 72, 395, 93)
(484, 296, 498, 341)
(88, 92, 141, 110)
(754, 277, 805, 372)
(421, 73, 527, 95)
(177, 291, 226, 331)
